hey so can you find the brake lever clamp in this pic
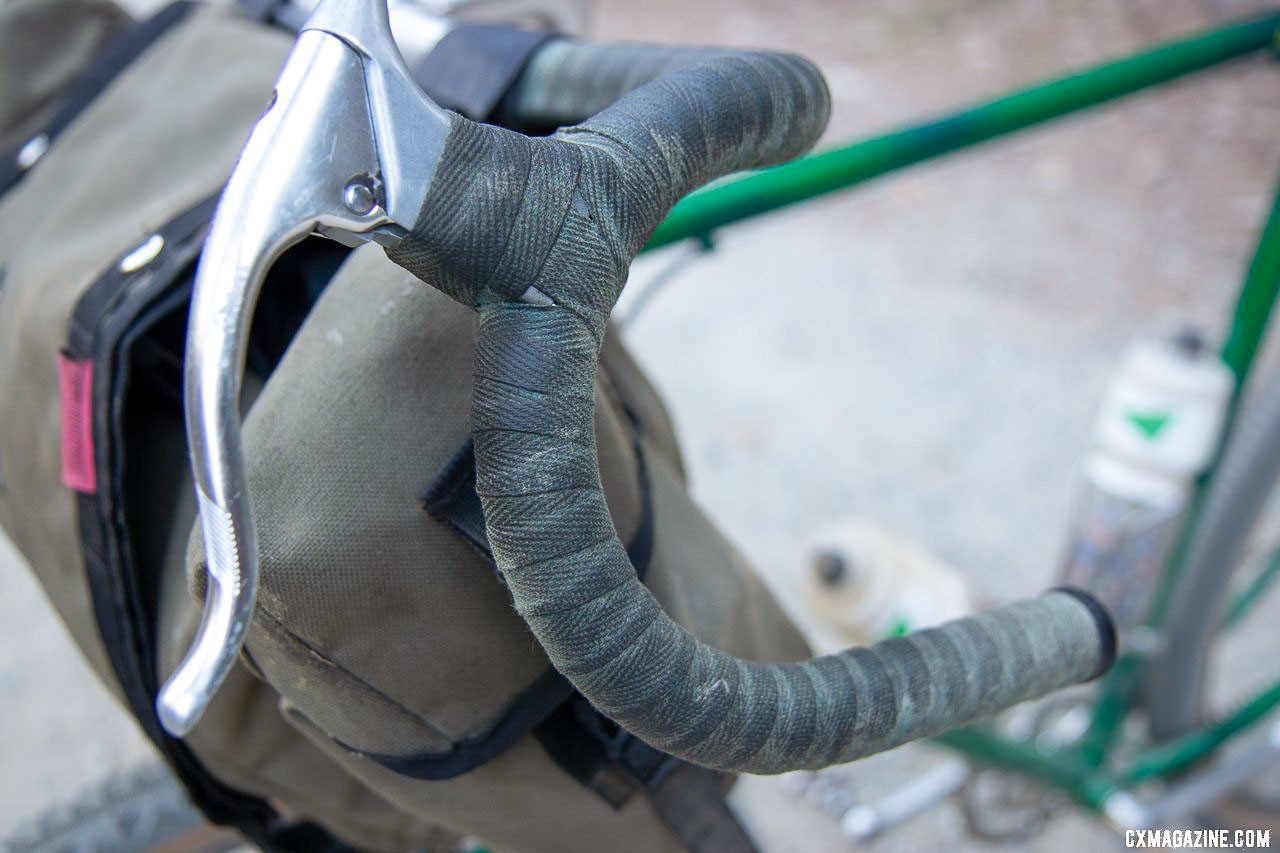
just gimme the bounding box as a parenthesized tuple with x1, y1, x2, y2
(157, 0, 452, 737)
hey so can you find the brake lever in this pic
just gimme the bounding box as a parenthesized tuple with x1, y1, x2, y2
(157, 0, 453, 737)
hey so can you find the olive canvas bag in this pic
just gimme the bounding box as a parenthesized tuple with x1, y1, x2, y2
(0, 4, 811, 850)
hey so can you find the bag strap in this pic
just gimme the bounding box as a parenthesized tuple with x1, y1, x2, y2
(413, 23, 556, 122)
(536, 697, 758, 853)
(0, 2, 196, 196)
(0, 0, 339, 198)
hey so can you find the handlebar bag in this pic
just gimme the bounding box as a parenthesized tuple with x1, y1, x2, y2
(0, 3, 809, 850)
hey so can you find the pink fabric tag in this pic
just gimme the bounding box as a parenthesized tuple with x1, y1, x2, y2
(58, 353, 96, 494)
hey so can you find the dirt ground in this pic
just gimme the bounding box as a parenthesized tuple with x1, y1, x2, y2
(3, 0, 1280, 849)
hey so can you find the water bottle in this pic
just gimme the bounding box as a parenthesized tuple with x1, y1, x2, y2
(1057, 328, 1233, 635)
(798, 517, 972, 652)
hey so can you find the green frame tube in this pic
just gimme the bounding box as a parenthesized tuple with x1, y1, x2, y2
(932, 727, 1113, 809)
(1122, 678, 1280, 784)
(1144, 178, 1280, 632)
(1222, 182, 1280, 384)
(939, 672, 1280, 807)
(1223, 546, 1280, 629)
(642, 9, 1280, 252)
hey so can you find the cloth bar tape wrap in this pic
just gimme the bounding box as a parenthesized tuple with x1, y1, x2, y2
(385, 48, 1115, 773)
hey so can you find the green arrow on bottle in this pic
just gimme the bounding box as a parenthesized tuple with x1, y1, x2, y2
(1127, 409, 1172, 439)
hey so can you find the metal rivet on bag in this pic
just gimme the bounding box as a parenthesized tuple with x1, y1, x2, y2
(16, 134, 50, 170)
(119, 234, 165, 273)
(343, 178, 376, 215)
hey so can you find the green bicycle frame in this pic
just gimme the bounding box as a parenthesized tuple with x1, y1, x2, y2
(641, 8, 1280, 815)
(644, 10, 1280, 252)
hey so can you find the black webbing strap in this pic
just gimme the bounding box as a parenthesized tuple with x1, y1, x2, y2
(647, 765, 759, 853)
(421, 440, 500, 567)
(424, 419, 755, 851)
(0, 1, 195, 197)
(413, 23, 557, 122)
(535, 697, 758, 853)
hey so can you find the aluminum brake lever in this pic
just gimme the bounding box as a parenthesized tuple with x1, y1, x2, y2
(157, 0, 453, 736)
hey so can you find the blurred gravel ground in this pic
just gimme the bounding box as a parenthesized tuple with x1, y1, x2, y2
(3, 0, 1280, 849)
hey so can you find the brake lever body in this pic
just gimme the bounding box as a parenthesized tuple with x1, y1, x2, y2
(158, 0, 451, 736)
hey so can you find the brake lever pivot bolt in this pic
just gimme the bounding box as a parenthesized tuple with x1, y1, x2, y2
(343, 177, 377, 215)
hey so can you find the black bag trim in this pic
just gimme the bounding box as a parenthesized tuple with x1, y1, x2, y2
(413, 23, 557, 123)
(68, 195, 351, 853)
(0, 2, 196, 197)
(356, 667, 576, 781)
